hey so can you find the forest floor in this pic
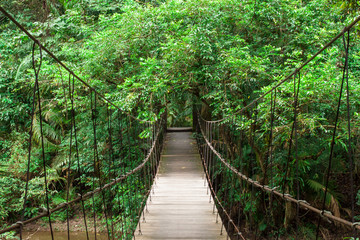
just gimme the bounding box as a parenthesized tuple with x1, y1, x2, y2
(23, 214, 107, 233)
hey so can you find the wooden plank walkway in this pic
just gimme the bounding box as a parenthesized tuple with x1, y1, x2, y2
(134, 131, 226, 240)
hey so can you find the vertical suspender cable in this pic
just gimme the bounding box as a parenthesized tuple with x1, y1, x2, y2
(32, 42, 54, 240)
(116, 111, 127, 237)
(343, 31, 356, 238)
(70, 76, 90, 240)
(91, 92, 111, 240)
(20, 46, 39, 240)
(66, 72, 73, 240)
(107, 106, 116, 240)
(90, 91, 98, 240)
(315, 27, 350, 240)
(295, 72, 301, 240)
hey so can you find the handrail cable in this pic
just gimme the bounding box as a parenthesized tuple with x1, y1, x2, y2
(197, 114, 360, 231)
(196, 115, 246, 240)
(0, 115, 165, 234)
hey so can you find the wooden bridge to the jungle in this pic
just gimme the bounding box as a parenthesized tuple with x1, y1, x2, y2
(1, 5, 360, 240)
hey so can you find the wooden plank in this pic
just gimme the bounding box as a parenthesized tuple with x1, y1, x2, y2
(134, 132, 226, 240)
(166, 127, 193, 132)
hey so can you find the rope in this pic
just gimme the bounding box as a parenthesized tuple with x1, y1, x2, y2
(57, 65, 69, 120)
(263, 90, 274, 187)
(315, 23, 351, 240)
(126, 117, 136, 238)
(133, 116, 165, 238)
(90, 91, 99, 240)
(197, 111, 360, 231)
(344, 30, 357, 238)
(66, 72, 73, 240)
(20, 42, 39, 240)
(131, 122, 141, 238)
(196, 15, 360, 238)
(228, 118, 242, 239)
(91, 92, 112, 240)
(116, 111, 127, 237)
(0, 115, 165, 235)
(196, 114, 246, 240)
(1, 7, 167, 238)
(135, 119, 164, 236)
(281, 74, 298, 196)
(295, 72, 300, 240)
(262, 90, 276, 236)
(107, 106, 116, 240)
(250, 105, 257, 237)
(32, 42, 54, 240)
(70, 75, 90, 239)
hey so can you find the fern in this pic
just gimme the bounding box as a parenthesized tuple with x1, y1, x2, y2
(32, 115, 61, 148)
(15, 53, 32, 82)
(52, 152, 70, 169)
(47, 168, 66, 189)
(307, 179, 341, 217)
(43, 107, 65, 127)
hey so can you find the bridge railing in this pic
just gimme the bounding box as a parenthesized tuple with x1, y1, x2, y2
(0, 6, 166, 240)
(195, 15, 360, 240)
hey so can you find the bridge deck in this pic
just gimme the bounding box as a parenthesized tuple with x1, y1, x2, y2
(135, 131, 226, 240)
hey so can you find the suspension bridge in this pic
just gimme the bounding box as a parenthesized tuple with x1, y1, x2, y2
(0, 6, 360, 240)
